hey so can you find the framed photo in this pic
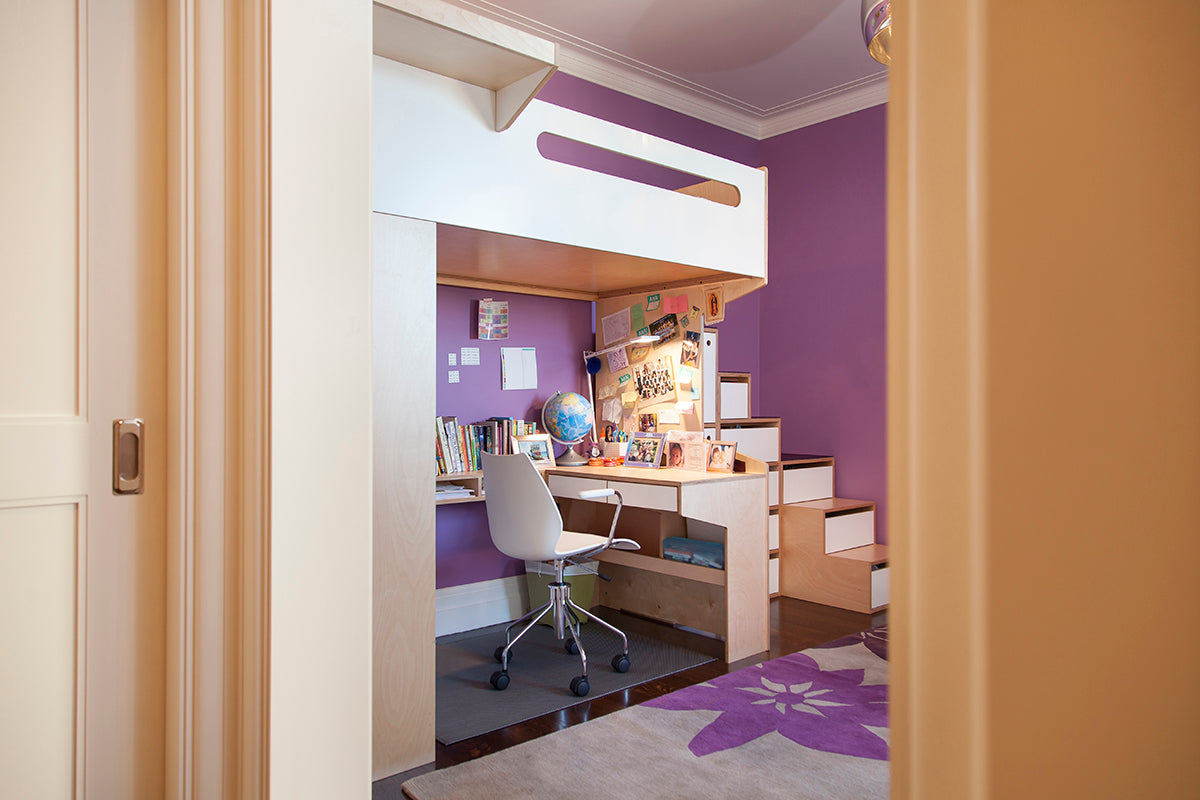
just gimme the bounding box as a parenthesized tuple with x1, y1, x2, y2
(681, 441, 709, 472)
(638, 412, 658, 432)
(662, 439, 686, 469)
(625, 432, 665, 468)
(512, 433, 554, 467)
(706, 440, 737, 473)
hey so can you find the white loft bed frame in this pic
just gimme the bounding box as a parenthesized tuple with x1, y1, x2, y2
(369, 0, 769, 780)
(371, 22, 767, 300)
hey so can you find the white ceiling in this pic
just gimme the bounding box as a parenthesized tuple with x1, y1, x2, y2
(440, 0, 888, 139)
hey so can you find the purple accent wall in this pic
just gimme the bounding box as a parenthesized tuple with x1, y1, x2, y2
(758, 106, 888, 542)
(435, 286, 594, 589)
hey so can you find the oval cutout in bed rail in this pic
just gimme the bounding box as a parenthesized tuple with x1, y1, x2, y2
(536, 132, 741, 208)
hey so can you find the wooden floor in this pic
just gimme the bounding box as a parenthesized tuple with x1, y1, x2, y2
(375, 597, 884, 795)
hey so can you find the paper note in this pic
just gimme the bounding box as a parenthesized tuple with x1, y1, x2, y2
(664, 294, 688, 315)
(602, 398, 623, 423)
(607, 347, 629, 373)
(448, 370, 460, 384)
(630, 303, 645, 331)
(617, 373, 632, 386)
(448, 352, 457, 366)
(657, 408, 681, 425)
(645, 293, 661, 312)
(460, 347, 480, 366)
(674, 401, 694, 413)
(500, 347, 538, 390)
(478, 299, 509, 340)
(601, 307, 632, 347)
(677, 367, 693, 386)
(598, 382, 618, 400)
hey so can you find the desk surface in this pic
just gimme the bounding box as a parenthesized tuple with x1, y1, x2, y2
(543, 464, 761, 487)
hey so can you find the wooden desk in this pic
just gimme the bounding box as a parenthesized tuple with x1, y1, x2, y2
(543, 460, 769, 663)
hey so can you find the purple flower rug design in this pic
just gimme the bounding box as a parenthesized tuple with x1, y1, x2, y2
(645, 627, 889, 761)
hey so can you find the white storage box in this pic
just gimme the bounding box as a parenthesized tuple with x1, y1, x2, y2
(824, 509, 875, 554)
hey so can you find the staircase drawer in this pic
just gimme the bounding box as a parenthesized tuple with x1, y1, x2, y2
(825, 509, 875, 554)
(722, 426, 780, 463)
(782, 465, 833, 503)
(871, 565, 890, 608)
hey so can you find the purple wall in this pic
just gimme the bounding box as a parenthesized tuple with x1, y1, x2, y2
(758, 106, 888, 542)
(435, 286, 594, 589)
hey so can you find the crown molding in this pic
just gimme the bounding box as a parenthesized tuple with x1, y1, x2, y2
(443, 0, 888, 141)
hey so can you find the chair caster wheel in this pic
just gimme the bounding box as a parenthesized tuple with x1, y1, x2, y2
(490, 670, 510, 691)
(569, 676, 590, 697)
(494, 645, 511, 664)
(564, 638, 579, 655)
(611, 654, 631, 673)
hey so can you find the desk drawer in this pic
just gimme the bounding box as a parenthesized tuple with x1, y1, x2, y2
(607, 480, 677, 512)
(548, 474, 608, 500)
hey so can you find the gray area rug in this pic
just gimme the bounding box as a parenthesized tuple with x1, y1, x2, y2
(409, 628, 889, 800)
(435, 618, 716, 745)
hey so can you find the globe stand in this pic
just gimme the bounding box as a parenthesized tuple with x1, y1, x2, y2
(554, 444, 589, 467)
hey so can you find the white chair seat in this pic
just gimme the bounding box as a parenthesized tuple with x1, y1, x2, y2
(555, 530, 641, 559)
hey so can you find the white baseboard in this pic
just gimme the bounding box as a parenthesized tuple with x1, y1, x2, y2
(435, 575, 529, 637)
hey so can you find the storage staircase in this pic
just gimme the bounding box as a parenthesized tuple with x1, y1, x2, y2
(702, 330, 888, 613)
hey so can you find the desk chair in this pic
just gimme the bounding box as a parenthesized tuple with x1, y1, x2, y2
(481, 451, 641, 696)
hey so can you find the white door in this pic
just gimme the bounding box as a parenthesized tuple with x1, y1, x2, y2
(0, 1, 167, 797)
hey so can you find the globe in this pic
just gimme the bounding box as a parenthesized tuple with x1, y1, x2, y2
(541, 391, 594, 445)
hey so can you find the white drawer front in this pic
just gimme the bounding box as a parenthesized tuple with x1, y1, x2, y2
(608, 480, 677, 512)
(548, 474, 608, 499)
(871, 565, 890, 608)
(719, 382, 749, 419)
(769, 556, 780, 594)
(782, 465, 834, 504)
(723, 426, 780, 463)
(824, 509, 875, 554)
(768, 512, 779, 551)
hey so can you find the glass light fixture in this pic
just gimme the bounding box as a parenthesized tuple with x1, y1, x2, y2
(861, 0, 892, 66)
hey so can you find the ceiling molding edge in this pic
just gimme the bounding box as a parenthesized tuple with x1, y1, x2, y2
(758, 77, 889, 139)
(554, 47, 764, 139)
(444, 0, 887, 141)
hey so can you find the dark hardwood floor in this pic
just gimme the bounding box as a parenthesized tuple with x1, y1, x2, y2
(374, 597, 884, 797)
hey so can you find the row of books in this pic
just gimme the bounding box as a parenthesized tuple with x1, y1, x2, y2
(435, 415, 539, 475)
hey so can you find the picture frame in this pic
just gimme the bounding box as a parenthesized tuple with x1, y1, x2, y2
(512, 433, 555, 467)
(681, 440, 709, 472)
(625, 432, 665, 468)
(706, 440, 737, 473)
(638, 412, 658, 432)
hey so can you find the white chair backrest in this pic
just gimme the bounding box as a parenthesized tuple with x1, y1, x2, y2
(481, 452, 565, 562)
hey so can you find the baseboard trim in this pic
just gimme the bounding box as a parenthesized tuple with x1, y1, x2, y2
(435, 575, 529, 637)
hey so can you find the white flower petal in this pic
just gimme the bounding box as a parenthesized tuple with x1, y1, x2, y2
(762, 678, 786, 693)
(788, 682, 813, 694)
(793, 703, 824, 715)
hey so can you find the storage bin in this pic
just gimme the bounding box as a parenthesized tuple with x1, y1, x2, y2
(525, 559, 596, 625)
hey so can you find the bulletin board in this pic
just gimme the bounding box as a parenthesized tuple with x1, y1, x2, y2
(591, 284, 722, 441)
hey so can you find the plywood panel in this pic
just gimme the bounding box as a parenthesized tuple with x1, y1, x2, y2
(0, 504, 77, 799)
(372, 213, 437, 778)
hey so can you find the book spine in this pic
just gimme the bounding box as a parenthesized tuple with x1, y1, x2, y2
(445, 417, 463, 473)
(435, 417, 452, 475)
